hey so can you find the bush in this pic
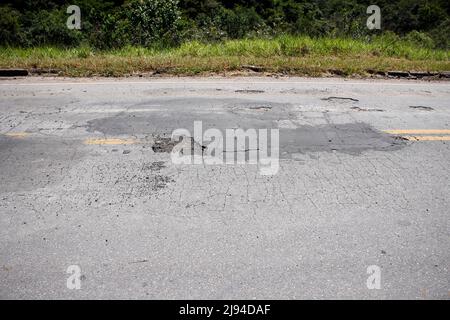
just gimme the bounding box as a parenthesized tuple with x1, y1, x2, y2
(217, 6, 266, 39)
(126, 0, 181, 47)
(20, 8, 82, 47)
(87, 11, 132, 50)
(0, 0, 449, 51)
(428, 20, 450, 50)
(404, 31, 435, 49)
(0, 5, 22, 45)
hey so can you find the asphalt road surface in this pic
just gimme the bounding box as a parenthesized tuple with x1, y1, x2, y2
(0, 77, 449, 299)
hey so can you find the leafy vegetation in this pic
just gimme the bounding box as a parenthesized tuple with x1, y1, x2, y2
(0, 1, 448, 76)
(1, 36, 448, 77)
(1, 0, 449, 49)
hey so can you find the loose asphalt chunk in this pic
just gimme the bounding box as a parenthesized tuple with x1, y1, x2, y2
(0, 69, 29, 77)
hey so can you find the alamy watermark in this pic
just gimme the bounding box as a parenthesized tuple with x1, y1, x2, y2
(170, 121, 279, 175)
(367, 5, 381, 30)
(66, 265, 82, 290)
(366, 265, 381, 289)
(66, 5, 81, 30)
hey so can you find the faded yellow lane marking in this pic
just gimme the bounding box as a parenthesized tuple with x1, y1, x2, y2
(402, 136, 450, 141)
(384, 129, 450, 141)
(5, 130, 450, 144)
(84, 138, 138, 145)
(4, 132, 29, 138)
(384, 129, 450, 135)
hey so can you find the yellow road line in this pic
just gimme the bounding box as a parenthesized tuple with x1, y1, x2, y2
(5, 130, 450, 144)
(4, 132, 29, 138)
(384, 129, 450, 135)
(84, 138, 138, 145)
(402, 135, 450, 141)
(3, 134, 140, 145)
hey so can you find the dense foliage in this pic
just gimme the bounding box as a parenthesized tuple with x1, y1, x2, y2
(1, 0, 449, 49)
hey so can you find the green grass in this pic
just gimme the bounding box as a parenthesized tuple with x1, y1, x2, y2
(0, 36, 448, 77)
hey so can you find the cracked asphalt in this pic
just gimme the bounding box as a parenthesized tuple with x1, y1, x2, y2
(0, 77, 449, 299)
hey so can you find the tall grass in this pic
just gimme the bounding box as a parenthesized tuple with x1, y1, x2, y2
(173, 36, 448, 60)
(0, 36, 448, 76)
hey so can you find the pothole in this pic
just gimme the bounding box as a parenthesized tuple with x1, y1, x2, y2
(152, 135, 205, 155)
(152, 137, 178, 153)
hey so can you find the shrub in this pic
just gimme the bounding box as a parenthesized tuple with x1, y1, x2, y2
(87, 11, 132, 49)
(126, 0, 181, 47)
(218, 6, 266, 39)
(428, 20, 450, 50)
(21, 8, 82, 47)
(404, 31, 435, 49)
(0, 5, 22, 45)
